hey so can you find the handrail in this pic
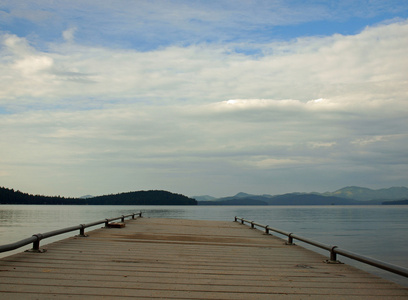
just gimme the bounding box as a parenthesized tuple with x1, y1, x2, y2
(0, 212, 142, 253)
(234, 216, 408, 278)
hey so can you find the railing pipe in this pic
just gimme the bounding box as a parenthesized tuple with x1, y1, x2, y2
(290, 233, 332, 251)
(40, 225, 82, 240)
(334, 248, 408, 278)
(0, 212, 141, 254)
(236, 217, 292, 236)
(0, 236, 38, 253)
(234, 216, 408, 278)
(83, 219, 105, 228)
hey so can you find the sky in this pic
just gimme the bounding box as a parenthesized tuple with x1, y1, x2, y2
(0, 1, 407, 198)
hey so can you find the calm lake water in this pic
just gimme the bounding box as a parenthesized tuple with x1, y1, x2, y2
(0, 205, 407, 286)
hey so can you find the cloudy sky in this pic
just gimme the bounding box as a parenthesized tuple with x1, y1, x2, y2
(0, 1, 407, 198)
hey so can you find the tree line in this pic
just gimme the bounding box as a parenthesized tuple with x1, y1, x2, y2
(0, 187, 197, 205)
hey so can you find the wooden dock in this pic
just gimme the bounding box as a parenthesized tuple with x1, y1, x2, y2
(0, 217, 407, 299)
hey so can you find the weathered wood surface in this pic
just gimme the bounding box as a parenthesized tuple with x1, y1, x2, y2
(0, 217, 407, 299)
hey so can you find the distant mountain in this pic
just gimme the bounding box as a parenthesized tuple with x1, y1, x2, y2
(192, 195, 217, 201)
(234, 192, 255, 198)
(195, 186, 408, 205)
(197, 193, 357, 205)
(214, 193, 268, 203)
(196, 192, 270, 205)
(264, 193, 360, 205)
(322, 186, 408, 201)
(382, 199, 408, 205)
(80, 195, 94, 199)
(198, 198, 268, 205)
(0, 187, 197, 205)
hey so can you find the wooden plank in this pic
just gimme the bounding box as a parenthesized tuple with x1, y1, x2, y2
(0, 276, 406, 295)
(0, 217, 407, 299)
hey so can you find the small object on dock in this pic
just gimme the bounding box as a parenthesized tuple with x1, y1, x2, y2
(106, 222, 125, 228)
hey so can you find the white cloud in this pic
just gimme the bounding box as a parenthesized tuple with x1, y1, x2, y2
(13, 55, 53, 75)
(1, 20, 407, 109)
(308, 141, 337, 149)
(62, 28, 76, 43)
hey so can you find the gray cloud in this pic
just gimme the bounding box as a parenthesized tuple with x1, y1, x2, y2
(0, 17, 407, 197)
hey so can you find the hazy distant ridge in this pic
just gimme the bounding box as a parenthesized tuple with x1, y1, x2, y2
(192, 195, 217, 201)
(195, 186, 408, 205)
(322, 186, 408, 201)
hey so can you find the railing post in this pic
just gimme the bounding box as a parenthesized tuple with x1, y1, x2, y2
(286, 233, 294, 245)
(265, 225, 269, 234)
(121, 215, 125, 222)
(77, 224, 88, 237)
(234, 216, 237, 222)
(251, 221, 255, 229)
(132, 214, 135, 219)
(26, 234, 46, 253)
(33, 239, 40, 251)
(331, 250, 337, 261)
(105, 219, 109, 227)
(326, 246, 342, 264)
(241, 219, 244, 224)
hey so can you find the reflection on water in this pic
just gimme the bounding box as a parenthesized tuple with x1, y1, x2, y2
(0, 205, 407, 286)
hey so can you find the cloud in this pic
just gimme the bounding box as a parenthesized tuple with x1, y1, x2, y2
(1, 82, 407, 196)
(0, 18, 407, 196)
(62, 28, 76, 43)
(1, 19, 407, 108)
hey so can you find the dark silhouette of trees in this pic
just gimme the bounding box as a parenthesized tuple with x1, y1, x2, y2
(0, 187, 197, 205)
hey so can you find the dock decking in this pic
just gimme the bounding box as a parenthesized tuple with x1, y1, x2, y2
(0, 217, 407, 299)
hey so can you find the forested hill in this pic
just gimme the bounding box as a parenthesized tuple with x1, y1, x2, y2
(0, 187, 197, 205)
(89, 190, 197, 205)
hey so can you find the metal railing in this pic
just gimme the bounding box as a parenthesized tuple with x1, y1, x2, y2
(235, 216, 408, 278)
(0, 212, 142, 253)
